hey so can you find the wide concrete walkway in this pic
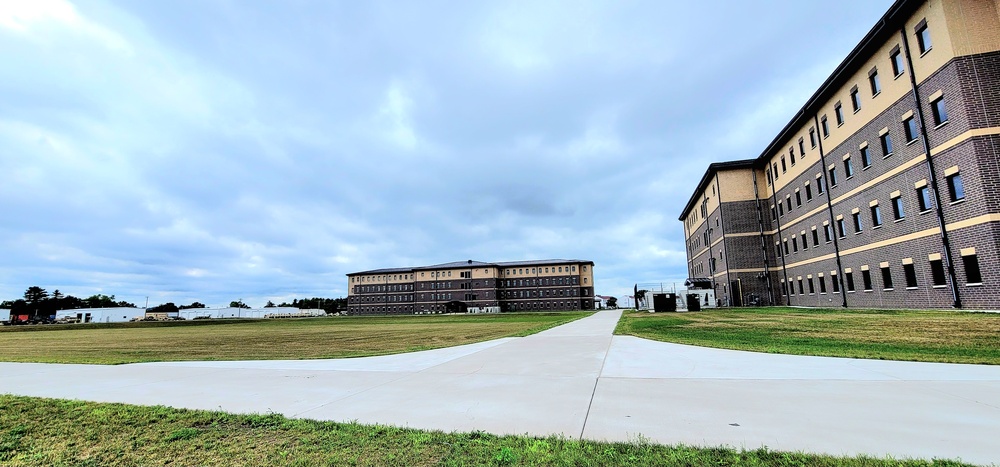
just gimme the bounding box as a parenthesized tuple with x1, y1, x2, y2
(2, 310, 999, 465)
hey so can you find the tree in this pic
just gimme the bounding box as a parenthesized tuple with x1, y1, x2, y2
(179, 302, 205, 310)
(24, 286, 49, 304)
(229, 300, 250, 309)
(52, 290, 63, 300)
(147, 302, 179, 314)
(264, 301, 276, 308)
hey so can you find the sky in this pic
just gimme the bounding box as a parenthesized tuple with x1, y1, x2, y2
(0, 0, 896, 308)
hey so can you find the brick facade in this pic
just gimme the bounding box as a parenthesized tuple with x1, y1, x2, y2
(679, 0, 1000, 310)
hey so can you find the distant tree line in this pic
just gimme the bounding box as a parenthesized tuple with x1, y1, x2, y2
(2, 287, 348, 319)
(1, 286, 136, 320)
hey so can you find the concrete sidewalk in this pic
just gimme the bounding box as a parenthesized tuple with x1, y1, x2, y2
(1, 310, 998, 465)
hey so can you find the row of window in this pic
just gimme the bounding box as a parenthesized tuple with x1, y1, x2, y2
(354, 284, 416, 294)
(776, 171, 966, 258)
(767, 20, 939, 188)
(500, 289, 580, 299)
(771, 109, 954, 224)
(504, 277, 581, 287)
(780, 250, 983, 299)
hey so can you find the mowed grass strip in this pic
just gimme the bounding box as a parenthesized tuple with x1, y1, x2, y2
(0, 395, 974, 467)
(615, 307, 1000, 364)
(0, 312, 588, 365)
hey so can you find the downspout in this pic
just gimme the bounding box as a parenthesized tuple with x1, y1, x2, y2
(813, 114, 848, 308)
(715, 173, 734, 306)
(751, 169, 775, 305)
(768, 170, 792, 305)
(900, 28, 962, 308)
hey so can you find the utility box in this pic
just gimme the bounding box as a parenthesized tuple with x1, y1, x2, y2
(686, 294, 702, 311)
(653, 293, 677, 312)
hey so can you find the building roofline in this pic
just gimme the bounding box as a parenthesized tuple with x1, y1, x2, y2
(678, 159, 756, 220)
(347, 259, 595, 276)
(752, 0, 916, 167)
(678, 0, 919, 222)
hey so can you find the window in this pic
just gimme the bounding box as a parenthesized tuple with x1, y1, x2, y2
(891, 47, 905, 76)
(792, 237, 798, 253)
(798, 278, 804, 295)
(930, 258, 947, 286)
(789, 148, 796, 166)
(821, 116, 829, 138)
(835, 103, 844, 126)
(904, 263, 918, 288)
(916, 20, 932, 54)
(812, 229, 819, 247)
(767, 168, 773, 185)
(788, 280, 795, 295)
(837, 218, 846, 238)
(844, 156, 854, 178)
(807, 277, 815, 294)
(846, 271, 856, 292)
(810, 128, 817, 148)
(892, 195, 905, 220)
(852, 211, 863, 233)
(904, 116, 919, 143)
(869, 68, 881, 96)
(860, 145, 871, 168)
(963, 253, 982, 284)
(862, 269, 873, 291)
(773, 163, 779, 180)
(816, 175, 824, 194)
(805, 184, 813, 201)
(850, 86, 861, 112)
(778, 203, 784, 216)
(775, 243, 782, 258)
(781, 156, 787, 173)
(783, 239, 789, 255)
(880, 132, 893, 156)
(823, 224, 832, 242)
(828, 167, 838, 186)
(946, 173, 965, 202)
(819, 276, 827, 293)
(798, 138, 806, 156)
(871, 204, 883, 227)
(831, 274, 840, 293)
(932, 96, 949, 126)
(795, 191, 802, 207)
(881, 265, 894, 290)
(786, 196, 792, 213)
(917, 185, 933, 212)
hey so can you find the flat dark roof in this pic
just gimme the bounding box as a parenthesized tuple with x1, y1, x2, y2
(347, 259, 594, 276)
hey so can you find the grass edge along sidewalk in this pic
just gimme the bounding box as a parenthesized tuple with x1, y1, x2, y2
(0, 312, 589, 365)
(0, 395, 975, 467)
(615, 307, 1000, 365)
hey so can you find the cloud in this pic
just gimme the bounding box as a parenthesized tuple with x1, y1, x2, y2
(0, 0, 897, 307)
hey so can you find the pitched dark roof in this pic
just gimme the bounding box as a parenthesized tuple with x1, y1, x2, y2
(347, 259, 594, 276)
(677, 159, 756, 221)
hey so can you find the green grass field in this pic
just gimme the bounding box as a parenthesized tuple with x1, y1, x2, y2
(0, 395, 973, 467)
(0, 313, 588, 365)
(615, 307, 1000, 364)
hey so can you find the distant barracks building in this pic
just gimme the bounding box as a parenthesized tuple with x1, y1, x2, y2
(680, 0, 1000, 309)
(346, 260, 595, 315)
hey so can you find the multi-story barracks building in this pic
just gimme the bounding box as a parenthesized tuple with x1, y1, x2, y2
(680, 0, 1000, 309)
(346, 259, 595, 315)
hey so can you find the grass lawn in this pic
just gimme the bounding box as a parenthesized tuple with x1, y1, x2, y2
(0, 312, 588, 365)
(0, 395, 973, 467)
(615, 307, 1000, 364)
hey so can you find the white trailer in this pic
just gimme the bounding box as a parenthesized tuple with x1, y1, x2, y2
(55, 308, 144, 323)
(0, 308, 10, 324)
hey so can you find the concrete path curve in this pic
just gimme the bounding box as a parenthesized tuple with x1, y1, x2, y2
(2, 310, 999, 465)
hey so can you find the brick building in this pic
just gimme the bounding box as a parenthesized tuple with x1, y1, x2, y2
(679, 0, 1000, 309)
(346, 259, 595, 315)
